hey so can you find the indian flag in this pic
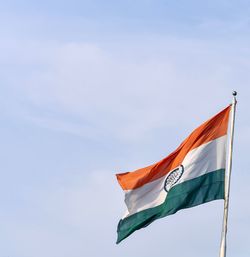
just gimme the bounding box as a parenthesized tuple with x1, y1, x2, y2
(116, 105, 231, 244)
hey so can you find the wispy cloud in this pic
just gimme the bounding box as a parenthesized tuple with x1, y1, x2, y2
(4, 38, 248, 144)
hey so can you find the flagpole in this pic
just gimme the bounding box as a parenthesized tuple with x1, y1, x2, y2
(219, 91, 237, 257)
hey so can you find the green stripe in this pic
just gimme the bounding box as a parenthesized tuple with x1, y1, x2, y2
(117, 169, 225, 244)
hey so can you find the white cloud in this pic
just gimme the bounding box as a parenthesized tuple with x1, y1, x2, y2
(4, 38, 248, 144)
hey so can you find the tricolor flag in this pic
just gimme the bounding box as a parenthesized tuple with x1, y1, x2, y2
(116, 105, 231, 244)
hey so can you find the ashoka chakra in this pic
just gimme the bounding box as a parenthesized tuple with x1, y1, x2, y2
(164, 165, 184, 192)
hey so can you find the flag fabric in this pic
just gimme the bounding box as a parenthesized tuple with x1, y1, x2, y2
(116, 105, 231, 244)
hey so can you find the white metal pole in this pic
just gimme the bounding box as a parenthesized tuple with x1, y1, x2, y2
(219, 91, 237, 257)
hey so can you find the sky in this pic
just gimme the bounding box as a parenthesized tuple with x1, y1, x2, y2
(1, 1, 250, 257)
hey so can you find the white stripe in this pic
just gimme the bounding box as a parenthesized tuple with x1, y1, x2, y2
(180, 135, 227, 183)
(122, 135, 227, 218)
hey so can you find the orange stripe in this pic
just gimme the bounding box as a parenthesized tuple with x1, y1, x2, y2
(116, 105, 231, 190)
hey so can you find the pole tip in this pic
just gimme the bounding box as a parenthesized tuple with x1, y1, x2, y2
(232, 91, 237, 96)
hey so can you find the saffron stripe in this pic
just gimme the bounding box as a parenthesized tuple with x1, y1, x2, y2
(116, 106, 230, 190)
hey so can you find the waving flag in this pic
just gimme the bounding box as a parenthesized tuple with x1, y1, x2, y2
(116, 105, 231, 244)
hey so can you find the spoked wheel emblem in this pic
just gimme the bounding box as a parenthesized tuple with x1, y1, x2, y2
(164, 165, 184, 192)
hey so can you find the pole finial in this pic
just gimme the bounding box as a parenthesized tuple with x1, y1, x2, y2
(232, 91, 237, 96)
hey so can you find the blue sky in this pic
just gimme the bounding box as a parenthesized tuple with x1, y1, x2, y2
(1, 1, 250, 257)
